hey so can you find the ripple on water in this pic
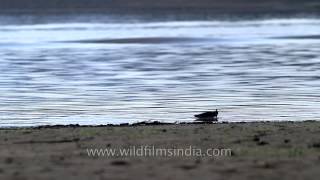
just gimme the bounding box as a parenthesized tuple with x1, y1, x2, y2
(0, 17, 320, 126)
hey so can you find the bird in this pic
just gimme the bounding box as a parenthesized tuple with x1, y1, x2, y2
(194, 109, 219, 122)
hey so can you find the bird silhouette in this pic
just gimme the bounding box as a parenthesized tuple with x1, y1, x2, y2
(194, 109, 218, 122)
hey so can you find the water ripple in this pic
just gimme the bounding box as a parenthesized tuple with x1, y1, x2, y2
(0, 17, 320, 126)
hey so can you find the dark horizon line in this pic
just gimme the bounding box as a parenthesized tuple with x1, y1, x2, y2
(0, 0, 320, 13)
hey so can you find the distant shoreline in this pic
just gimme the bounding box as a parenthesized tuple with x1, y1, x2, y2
(1, 0, 320, 15)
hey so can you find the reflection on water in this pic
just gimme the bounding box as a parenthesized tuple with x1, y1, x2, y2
(0, 15, 320, 126)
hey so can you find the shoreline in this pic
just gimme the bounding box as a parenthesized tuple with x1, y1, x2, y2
(1, 120, 317, 130)
(1, 121, 319, 179)
(1, 0, 320, 15)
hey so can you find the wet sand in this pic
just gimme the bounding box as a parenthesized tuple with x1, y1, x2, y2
(1, 121, 320, 180)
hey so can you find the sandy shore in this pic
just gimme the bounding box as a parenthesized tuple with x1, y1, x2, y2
(1, 121, 320, 180)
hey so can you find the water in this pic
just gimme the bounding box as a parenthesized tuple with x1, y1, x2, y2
(1, 14, 320, 126)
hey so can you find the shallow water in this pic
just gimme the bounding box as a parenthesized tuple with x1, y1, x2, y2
(1, 14, 320, 126)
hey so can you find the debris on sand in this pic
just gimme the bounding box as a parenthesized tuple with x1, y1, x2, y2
(131, 121, 174, 126)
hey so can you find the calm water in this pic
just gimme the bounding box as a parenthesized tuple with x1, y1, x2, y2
(1, 14, 320, 126)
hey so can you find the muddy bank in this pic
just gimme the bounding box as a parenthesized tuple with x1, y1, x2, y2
(0, 121, 320, 180)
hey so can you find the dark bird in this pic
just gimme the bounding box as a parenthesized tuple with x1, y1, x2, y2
(194, 109, 219, 122)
